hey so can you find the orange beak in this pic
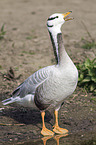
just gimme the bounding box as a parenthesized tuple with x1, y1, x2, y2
(62, 11, 74, 21)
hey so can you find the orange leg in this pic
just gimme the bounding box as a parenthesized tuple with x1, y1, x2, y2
(42, 136, 53, 145)
(54, 134, 68, 145)
(41, 111, 54, 136)
(53, 110, 68, 134)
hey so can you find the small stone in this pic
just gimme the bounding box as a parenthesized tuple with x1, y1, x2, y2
(15, 138, 18, 141)
(9, 139, 12, 141)
(32, 130, 37, 135)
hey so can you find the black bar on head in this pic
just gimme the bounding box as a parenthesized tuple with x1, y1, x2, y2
(47, 16, 58, 21)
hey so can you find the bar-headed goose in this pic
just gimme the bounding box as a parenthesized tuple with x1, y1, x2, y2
(2, 11, 78, 136)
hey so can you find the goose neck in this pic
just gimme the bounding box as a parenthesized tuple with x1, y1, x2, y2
(48, 29, 70, 66)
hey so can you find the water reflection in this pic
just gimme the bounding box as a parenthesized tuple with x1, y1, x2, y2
(19, 134, 68, 145)
(42, 134, 68, 145)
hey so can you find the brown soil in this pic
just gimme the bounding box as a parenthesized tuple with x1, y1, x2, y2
(0, 0, 96, 144)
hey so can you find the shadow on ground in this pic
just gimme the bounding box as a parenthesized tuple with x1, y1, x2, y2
(2, 107, 53, 125)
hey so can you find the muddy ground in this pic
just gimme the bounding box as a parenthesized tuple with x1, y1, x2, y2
(0, 0, 96, 144)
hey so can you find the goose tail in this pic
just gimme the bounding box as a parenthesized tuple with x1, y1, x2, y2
(2, 97, 17, 105)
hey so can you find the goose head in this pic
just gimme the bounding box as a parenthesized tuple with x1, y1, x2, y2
(47, 11, 73, 33)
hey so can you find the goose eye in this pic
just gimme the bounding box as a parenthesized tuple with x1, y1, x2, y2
(56, 16, 59, 18)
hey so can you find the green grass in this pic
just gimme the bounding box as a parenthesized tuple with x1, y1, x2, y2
(0, 65, 2, 69)
(77, 58, 96, 95)
(81, 21, 96, 50)
(14, 67, 19, 71)
(0, 24, 6, 40)
(21, 50, 35, 55)
(26, 36, 34, 40)
(90, 97, 96, 102)
(81, 38, 96, 49)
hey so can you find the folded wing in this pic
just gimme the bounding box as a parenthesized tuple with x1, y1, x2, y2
(12, 66, 53, 98)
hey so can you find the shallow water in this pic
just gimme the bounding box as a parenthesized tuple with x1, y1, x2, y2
(17, 134, 68, 145)
(17, 133, 96, 145)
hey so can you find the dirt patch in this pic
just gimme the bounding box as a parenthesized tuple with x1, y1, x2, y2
(0, 0, 96, 144)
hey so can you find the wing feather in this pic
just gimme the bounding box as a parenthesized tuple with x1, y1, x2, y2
(12, 66, 54, 98)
